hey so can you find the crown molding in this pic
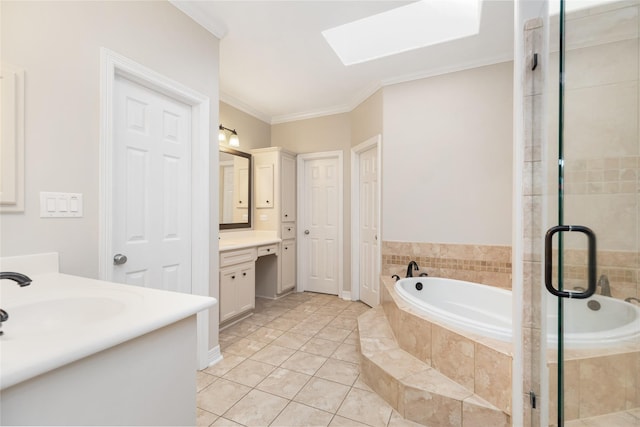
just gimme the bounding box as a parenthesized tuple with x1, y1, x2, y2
(220, 92, 272, 124)
(169, 1, 228, 39)
(222, 54, 514, 125)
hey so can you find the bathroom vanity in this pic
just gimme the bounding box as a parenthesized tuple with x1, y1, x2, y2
(0, 253, 215, 426)
(218, 147, 297, 325)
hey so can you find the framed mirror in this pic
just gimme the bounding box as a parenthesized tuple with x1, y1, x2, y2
(219, 146, 252, 230)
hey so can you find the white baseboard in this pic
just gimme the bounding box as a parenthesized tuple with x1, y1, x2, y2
(341, 290, 352, 301)
(207, 345, 222, 367)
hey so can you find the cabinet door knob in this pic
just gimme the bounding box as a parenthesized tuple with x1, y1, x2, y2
(243, 272, 247, 277)
(285, 246, 288, 250)
(304, 230, 310, 235)
(287, 228, 291, 231)
(285, 214, 288, 217)
(231, 275, 236, 279)
(266, 200, 270, 203)
(267, 248, 271, 252)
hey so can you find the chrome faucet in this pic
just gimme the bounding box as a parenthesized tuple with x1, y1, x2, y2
(406, 261, 419, 278)
(0, 272, 32, 336)
(597, 274, 611, 297)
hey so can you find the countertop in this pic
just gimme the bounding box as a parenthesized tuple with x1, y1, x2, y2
(219, 231, 281, 252)
(0, 254, 215, 390)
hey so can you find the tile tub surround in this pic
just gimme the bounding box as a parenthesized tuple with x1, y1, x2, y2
(196, 292, 424, 427)
(357, 306, 510, 427)
(382, 241, 512, 289)
(379, 275, 513, 416)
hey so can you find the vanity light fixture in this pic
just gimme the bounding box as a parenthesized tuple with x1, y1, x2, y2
(219, 124, 240, 147)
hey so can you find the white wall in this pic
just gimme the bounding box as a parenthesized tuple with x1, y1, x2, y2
(383, 62, 513, 245)
(1, 1, 221, 349)
(1, 0, 219, 275)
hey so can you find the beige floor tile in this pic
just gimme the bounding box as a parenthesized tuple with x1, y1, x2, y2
(224, 337, 267, 358)
(197, 371, 217, 392)
(223, 320, 261, 337)
(222, 359, 275, 387)
(328, 415, 370, 427)
(223, 389, 288, 426)
(273, 331, 312, 350)
(316, 358, 360, 386)
(331, 343, 360, 364)
(316, 326, 352, 342)
(281, 311, 311, 321)
(387, 410, 424, 427)
(256, 367, 311, 399)
(352, 375, 374, 392)
(294, 377, 351, 413)
(301, 337, 341, 357)
(291, 322, 325, 335)
(337, 388, 393, 427)
(211, 417, 244, 426)
(196, 408, 217, 427)
(329, 316, 358, 330)
(271, 401, 333, 427)
(250, 344, 297, 366)
(343, 330, 359, 346)
(197, 378, 251, 416)
(245, 326, 284, 343)
(265, 317, 300, 331)
(204, 354, 246, 377)
(281, 351, 328, 375)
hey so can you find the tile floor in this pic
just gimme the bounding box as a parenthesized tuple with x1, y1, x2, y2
(196, 292, 421, 427)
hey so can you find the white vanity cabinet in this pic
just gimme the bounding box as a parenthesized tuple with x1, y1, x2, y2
(219, 247, 257, 323)
(252, 147, 297, 296)
(279, 239, 296, 293)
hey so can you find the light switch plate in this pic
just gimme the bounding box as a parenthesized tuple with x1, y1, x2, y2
(40, 192, 83, 218)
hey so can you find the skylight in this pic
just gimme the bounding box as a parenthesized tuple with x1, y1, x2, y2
(322, 0, 483, 66)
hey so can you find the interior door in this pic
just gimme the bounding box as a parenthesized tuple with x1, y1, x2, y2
(111, 74, 192, 293)
(300, 155, 341, 295)
(358, 145, 380, 307)
(545, 1, 640, 425)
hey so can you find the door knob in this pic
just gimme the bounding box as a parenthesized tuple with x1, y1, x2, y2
(304, 230, 310, 235)
(113, 254, 128, 265)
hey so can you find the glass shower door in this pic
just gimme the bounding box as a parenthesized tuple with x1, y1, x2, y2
(546, 0, 640, 425)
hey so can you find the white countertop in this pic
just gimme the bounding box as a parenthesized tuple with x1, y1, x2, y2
(0, 257, 215, 390)
(219, 230, 281, 251)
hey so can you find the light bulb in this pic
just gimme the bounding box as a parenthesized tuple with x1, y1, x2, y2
(229, 134, 240, 147)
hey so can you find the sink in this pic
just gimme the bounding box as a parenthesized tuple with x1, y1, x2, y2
(2, 297, 126, 337)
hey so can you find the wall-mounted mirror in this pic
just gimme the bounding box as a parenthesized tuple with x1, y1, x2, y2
(219, 146, 252, 230)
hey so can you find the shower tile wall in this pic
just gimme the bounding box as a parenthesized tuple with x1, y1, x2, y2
(381, 242, 512, 289)
(546, 1, 640, 304)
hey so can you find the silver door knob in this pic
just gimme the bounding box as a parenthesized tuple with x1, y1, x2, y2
(304, 230, 310, 235)
(113, 254, 128, 265)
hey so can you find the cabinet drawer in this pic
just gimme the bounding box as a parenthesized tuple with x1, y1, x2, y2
(220, 248, 257, 267)
(281, 224, 296, 240)
(257, 244, 278, 257)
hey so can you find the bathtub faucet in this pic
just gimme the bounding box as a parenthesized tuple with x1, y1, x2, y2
(406, 261, 420, 278)
(597, 274, 611, 297)
(0, 272, 32, 336)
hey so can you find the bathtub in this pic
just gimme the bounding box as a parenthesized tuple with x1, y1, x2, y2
(394, 277, 640, 348)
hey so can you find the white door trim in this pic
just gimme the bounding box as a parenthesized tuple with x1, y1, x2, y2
(296, 151, 344, 296)
(351, 135, 382, 303)
(98, 48, 211, 369)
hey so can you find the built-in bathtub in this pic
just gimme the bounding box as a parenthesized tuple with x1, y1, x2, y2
(380, 275, 640, 420)
(394, 277, 640, 348)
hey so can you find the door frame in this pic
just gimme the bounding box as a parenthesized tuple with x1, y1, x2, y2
(351, 135, 382, 303)
(98, 48, 211, 369)
(296, 151, 344, 297)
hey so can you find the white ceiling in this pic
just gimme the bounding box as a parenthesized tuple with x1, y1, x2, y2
(171, 1, 514, 124)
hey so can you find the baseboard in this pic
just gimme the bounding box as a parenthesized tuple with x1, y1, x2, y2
(341, 290, 352, 301)
(207, 345, 222, 367)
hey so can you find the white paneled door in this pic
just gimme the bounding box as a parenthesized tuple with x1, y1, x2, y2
(111, 75, 192, 293)
(300, 154, 342, 295)
(358, 144, 379, 307)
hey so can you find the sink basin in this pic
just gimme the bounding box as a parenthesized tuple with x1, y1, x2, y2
(2, 297, 126, 337)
